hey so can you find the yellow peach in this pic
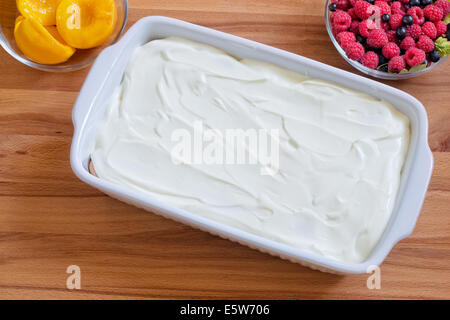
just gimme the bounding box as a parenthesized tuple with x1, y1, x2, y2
(14, 16, 76, 64)
(16, 0, 63, 26)
(56, 0, 117, 49)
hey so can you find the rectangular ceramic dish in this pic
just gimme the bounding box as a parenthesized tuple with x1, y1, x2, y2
(70, 16, 433, 274)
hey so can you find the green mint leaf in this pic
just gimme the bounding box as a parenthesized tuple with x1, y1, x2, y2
(435, 37, 450, 57)
(445, 14, 450, 25)
(408, 64, 427, 73)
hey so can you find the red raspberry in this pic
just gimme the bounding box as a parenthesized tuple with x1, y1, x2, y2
(400, 36, 416, 50)
(332, 10, 352, 32)
(407, 24, 422, 40)
(422, 21, 437, 39)
(345, 42, 365, 61)
(407, 7, 425, 25)
(405, 47, 426, 66)
(349, 0, 359, 6)
(382, 42, 401, 58)
(354, 0, 375, 20)
(391, 2, 405, 16)
(435, 21, 448, 37)
(367, 29, 388, 48)
(386, 30, 398, 43)
(388, 56, 406, 72)
(332, 0, 351, 10)
(390, 14, 404, 30)
(416, 35, 435, 52)
(381, 21, 390, 30)
(361, 51, 379, 69)
(435, 0, 450, 16)
(400, 0, 409, 3)
(350, 20, 360, 33)
(375, 1, 391, 15)
(359, 19, 377, 37)
(348, 8, 357, 20)
(423, 5, 444, 23)
(337, 31, 356, 49)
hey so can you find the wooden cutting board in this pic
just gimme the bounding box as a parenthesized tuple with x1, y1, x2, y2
(0, 0, 449, 299)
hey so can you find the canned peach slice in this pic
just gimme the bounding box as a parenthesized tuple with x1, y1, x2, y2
(14, 16, 76, 64)
(56, 0, 117, 49)
(16, 0, 63, 26)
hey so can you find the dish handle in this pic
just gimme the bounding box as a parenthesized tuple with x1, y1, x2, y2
(394, 144, 434, 241)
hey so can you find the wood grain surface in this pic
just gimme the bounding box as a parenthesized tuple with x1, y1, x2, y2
(1, 0, 449, 300)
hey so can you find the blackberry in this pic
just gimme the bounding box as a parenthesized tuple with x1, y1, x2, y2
(429, 50, 441, 62)
(396, 26, 407, 40)
(402, 15, 414, 26)
(421, 0, 432, 5)
(378, 54, 388, 66)
(382, 14, 390, 22)
(409, 0, 420, 6)
(356, 34, 366, 45)
(379, 64, 389, 72)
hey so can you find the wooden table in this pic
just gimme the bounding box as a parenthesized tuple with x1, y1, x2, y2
(1, 0, 449, 300)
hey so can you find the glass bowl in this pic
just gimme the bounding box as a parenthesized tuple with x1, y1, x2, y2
(324, 0, 447, 80)
(0, 0, 128, 72)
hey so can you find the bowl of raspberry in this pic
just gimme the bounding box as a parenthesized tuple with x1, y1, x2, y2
(325, 0, 450, 79)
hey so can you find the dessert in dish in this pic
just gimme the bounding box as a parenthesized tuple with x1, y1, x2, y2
(91, 37, 410, 264)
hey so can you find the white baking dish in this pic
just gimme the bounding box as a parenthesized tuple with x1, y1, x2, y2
(70, 16, 433, 274)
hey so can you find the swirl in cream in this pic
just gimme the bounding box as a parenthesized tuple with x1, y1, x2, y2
(91, 37, 410, 263)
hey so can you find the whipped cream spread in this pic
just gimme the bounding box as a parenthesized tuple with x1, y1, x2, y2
(91, 37, 410, 263)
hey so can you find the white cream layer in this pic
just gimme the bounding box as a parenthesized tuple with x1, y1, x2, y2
(92, 37, 410, 263)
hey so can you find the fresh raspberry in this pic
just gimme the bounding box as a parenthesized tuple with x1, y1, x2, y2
(375, 1, 391, 15)
(354, 0, 375, 20)
(390, 14, 404, 30)
(348, 8, 357, 20)
(367, 29, 389, 48)
(350, 20, 360, 33)
(388, 56, 406, 72)
(381, 21, 390, 31)
(405, 47, 426, 66)
(400, 36, 416, 50)
(332, 0, 351, 10)
(422, 21, 437, 39)
(382, 42, 401, 58)
(359, 19, 377, 37)
(435, 0, 450, 16)
(345, 42, 365, 61)
(386, 30, 398, 43)
(349, 0, 359, 6)
(407, 7, 425, 25)
(400, 0, 409, 3)
(406, 24, 422, 40)
(332, 10, 352, 32)
(435, 21, 448, 37)
(391, 2, 405, 16)
(416, 35, 435, 52)
(361, 51, 379, 69)
(337, 31, 356, 49)
(423, 5, 444, 23)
